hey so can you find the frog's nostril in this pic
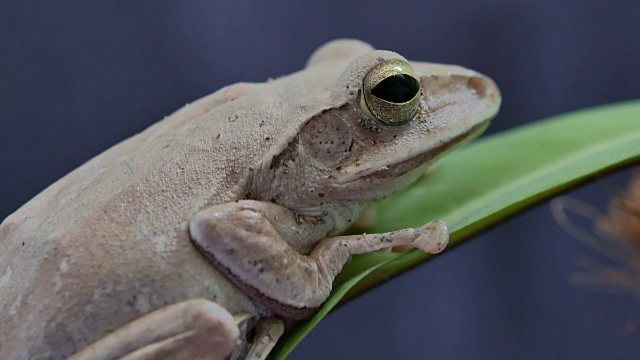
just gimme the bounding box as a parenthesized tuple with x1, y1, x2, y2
(467, 76, 486, 96)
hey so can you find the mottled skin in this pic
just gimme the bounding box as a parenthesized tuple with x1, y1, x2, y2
(0, 39, 500, 359)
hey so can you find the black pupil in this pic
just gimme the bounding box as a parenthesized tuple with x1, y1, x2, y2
(371, 74, 419, 103)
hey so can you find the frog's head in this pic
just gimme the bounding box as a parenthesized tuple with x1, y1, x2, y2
(258, 40, 500, 212)
(294, 40, 501, 203)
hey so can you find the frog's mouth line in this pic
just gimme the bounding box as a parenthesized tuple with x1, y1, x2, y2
(337, 117, 492, 185)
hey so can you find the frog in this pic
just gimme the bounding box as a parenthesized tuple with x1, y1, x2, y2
(0, 39, 501, 360)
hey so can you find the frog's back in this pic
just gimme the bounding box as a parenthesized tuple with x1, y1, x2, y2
(0, 92, 267, 358)
(0, 49, 351, 358)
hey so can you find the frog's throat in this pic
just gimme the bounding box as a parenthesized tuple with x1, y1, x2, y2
(336, 117, 492, 185)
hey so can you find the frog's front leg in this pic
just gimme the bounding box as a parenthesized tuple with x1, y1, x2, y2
(190, 200, 448, 317)
(70, 299, 245, 360)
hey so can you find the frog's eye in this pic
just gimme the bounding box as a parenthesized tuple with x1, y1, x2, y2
(361, 59, 421, 126)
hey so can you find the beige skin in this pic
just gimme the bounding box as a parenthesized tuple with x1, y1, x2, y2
(0, 39, 500, 359)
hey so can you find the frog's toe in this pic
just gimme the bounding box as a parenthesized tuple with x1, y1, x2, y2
(413, 220, 449, 254)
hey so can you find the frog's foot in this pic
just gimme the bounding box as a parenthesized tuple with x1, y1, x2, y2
(69, 299, 242, 360)
(190, 201, 449, 319)
(245, 317, 285, 360)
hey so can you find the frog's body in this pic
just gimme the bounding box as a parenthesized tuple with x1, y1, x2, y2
(0, 39, 500, 359)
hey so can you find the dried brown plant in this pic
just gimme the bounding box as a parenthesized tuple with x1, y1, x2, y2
(552, 168, 640, 299)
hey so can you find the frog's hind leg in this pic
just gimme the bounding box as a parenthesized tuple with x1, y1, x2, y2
(69, 299, 245, 360)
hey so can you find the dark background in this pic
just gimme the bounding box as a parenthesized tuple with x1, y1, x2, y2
(2, 1, 639, 359)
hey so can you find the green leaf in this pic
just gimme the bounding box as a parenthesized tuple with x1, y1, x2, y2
(271, 100, 640, 359)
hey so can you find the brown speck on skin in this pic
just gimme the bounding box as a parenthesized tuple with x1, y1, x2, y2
(265, 137, 270, 141)
(215, 133, 221, 140)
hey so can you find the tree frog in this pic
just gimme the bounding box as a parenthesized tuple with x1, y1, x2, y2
(0, 39, 500, 359)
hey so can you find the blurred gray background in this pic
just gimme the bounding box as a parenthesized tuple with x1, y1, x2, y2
(2, 1, 639, 359)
